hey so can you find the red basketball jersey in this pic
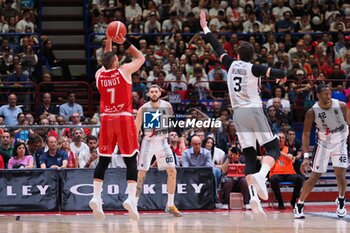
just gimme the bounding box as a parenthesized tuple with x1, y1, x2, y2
(96, 67, 132, 114)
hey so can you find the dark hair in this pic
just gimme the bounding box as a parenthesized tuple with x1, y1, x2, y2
(67, 91, 75, 97)
(13, 142, 29, 159)
(86, 135, 98, 143)
(201, 136, 215, 159)
(102, 51, 116, 69)
(272, 85, 285, 98)
(316, 83, 329, 93)
(238, 41, 254, 62)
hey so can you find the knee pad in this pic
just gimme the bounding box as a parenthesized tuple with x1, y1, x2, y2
(123, 153, 138, 181)
(242, 147, 257, 175)
(264, 138, 280, 161)
(94, 156, 111, 180)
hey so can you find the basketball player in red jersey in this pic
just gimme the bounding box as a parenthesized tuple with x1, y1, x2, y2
(89, 33, 145, 221)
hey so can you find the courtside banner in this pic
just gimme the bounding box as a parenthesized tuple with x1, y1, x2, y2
(60, 168, 214, 211)
(0, 169, 59, 211)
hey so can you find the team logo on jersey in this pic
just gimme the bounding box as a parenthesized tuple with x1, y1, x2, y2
(144, 110, 161, 129)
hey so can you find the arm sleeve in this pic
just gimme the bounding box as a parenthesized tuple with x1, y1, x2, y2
(252, 64, 286, 79)
(202, 33, 233, 70)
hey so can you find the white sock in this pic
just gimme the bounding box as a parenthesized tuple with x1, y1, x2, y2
(126, 183, 137, 200)
(258, 163, 271, 178)
(297, 200, 304, 204)
(249, 184, 257, 198)
(167, 194, 175, 207)
(339, 195, 345, 199)
(93, 180, 103, 199)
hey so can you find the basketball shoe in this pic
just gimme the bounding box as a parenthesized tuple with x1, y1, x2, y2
(251, 173, 268, 200)
(123, 198, 140, 221)
(89, 197, 105, 220)
(294, 203, 305, 219)
(336, 197, 347, 218)
(165, 205, 183, 217)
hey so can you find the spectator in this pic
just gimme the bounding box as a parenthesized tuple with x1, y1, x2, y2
(275, 11, 296, 33)
(341, 52, 350, 79)
(2, 16, 16, 33)
(62, 112, 90, 137)
(168, 131, 186, 166)
(170, 0, 191, 18)
(209, 70, 228, 100)
(32, 132, 48, 168)
(124, 0, 142, 24)
(202, 136, 225, 171)
(0, 94, 23, 126)
(220, 145, 250, 210)
(1, 0, 20, 29)
(93, 14, 108, 43)
(182, 135, 220, 202)
(217, 120, 238, 154)
(186, 90, 207, 112)
(58, 136, 77, 168)
(272, 0, 292, 21)
(328, 63, 346, 89)
(40, 136, 68, 169)
(69, 128, 89, 160)
(13, 113, 34, 143)
(269, 132, 303, 209)
(266, 86, 291, 113)
(15, 9, 34, 32)
(42, 39, 72, 80)
(162, 11, 182, 32)
(144, 12, 161, 33)
(59, 91, 84, 121)
(286, 129, 303, 175)
(78, 135, 99, 168)
(189, 64, 210, 100)
(242, 12, 261, 33)
(0, 130, 14, 167)
(8, 142, 34, 169)
(36, 92, 59, 120)
(131, 71, 147, 98)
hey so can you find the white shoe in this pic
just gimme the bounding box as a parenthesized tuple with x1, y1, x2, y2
(294, 203, 305, 219)
(251, 173, 268, 200)
(221, 204, 229, 210)
(89, 197, 105, 220)
(249, 196, 264, 214)
(123, 198, 140, 221)
(245, 204, 252, 210)
(336, 198, 347, 218)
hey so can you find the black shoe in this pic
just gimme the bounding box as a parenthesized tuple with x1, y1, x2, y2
(278, 203, 285, 210)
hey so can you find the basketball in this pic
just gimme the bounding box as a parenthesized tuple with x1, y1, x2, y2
(107, 21, 127, 44)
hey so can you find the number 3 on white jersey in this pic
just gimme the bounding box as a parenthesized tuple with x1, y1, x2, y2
(107, 88, 115, 104)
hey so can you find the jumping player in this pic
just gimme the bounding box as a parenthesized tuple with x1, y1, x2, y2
(89, 32, 145, 221)
(199, 11, 287, 213)
(135, 84, 182, 217)
(294, 84, 348, 219)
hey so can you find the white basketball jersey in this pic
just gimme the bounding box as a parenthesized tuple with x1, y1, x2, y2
(312, 99, 348, 145)
(142, 100, 172, 136)
(227, 61, 262, 108)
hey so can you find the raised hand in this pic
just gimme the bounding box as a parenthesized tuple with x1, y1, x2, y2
(200, 11, 208, 30)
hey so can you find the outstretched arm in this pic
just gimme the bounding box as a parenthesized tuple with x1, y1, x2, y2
(199, 11, 234, 70)
(251, 64, 287, 84)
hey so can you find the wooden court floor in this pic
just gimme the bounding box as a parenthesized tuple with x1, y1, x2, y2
(0, 205, 349, 233)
